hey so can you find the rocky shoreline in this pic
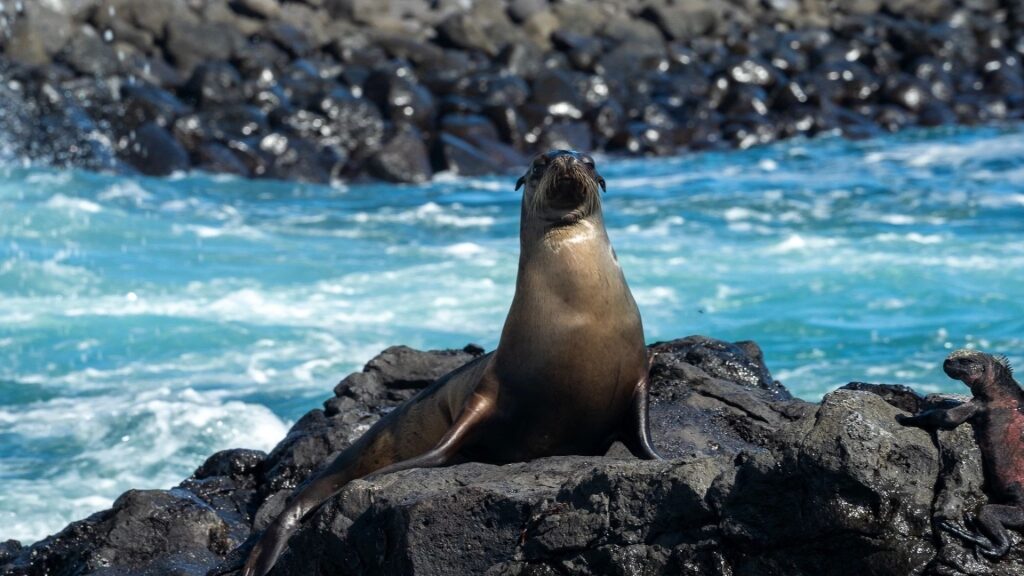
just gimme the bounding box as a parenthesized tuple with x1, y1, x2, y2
(0, 0, 1021, 183)
(3, 336, 1022, 576)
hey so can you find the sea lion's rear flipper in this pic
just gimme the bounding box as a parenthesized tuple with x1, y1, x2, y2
(243, 368, 496, 576)
(363, 391, 495, 480)
(622, 375, 663, 461)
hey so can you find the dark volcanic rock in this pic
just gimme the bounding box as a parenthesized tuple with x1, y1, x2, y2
(646, 336, 802, 460)
(119, 122, 191, 176)
(165, 18, 241, 75)
(433, 132, 505, 176)
(437, 13, 501, 57)
(7, 336, 1023, 576)
(4, 4, 73, 66)
(120, 83, 191, 129)
(719, 389, 938, 576)
(194, 142, 251, 176)
(258, 131, 332, 183)
(840, 381, 926, 414)
(1, 0, 1023, 183)
(366, 125, 433, 183)
(182, 61, 245, 107)
(359, 344, 484, 389)
(274, 456, 726, 576)
(0, 542, 21, 567)
(57, 25, 121, 77)
(3, 489, 234, 576)
(641, 1, 722, 41)
(363, 69, 436, 129)
(317, 88, 386, 158)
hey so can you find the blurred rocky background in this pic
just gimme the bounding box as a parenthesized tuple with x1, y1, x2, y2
(0, 0, 1021, 183)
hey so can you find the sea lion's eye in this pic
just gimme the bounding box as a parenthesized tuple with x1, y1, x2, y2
(582, 156, 595, 168)
(531, 164, 544, 176)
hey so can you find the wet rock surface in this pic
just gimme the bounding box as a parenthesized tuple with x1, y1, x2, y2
(0, 0, 1022, 183)
(4, 337, 1021, 575)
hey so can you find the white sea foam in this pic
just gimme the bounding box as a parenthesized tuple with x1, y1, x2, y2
(353, 202, 498, 228)
(24, 171, 72, 187)
(868, 298, 909, 310)
(172, 223, 267, 240)
(866, 132, 1024, 167)
(44, 194, 102, 213)
(874, 213, 916, 225)
(634, 286, 677, 306)
(873, 232, 944, 244)
(723, 207, 772, 222)
(766, 234, 839, 254)
(0, 387, 287, 543)
(976, 192, 1024, 208)
(97, 181, 153, 204)
(609, 172, 703, 190)
(443, 242, 488, 257)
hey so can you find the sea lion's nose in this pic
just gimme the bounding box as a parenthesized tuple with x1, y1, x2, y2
(551, 152, 580, 169)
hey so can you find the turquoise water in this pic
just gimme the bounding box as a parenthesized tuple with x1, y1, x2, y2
(1, 124, 1023, 543)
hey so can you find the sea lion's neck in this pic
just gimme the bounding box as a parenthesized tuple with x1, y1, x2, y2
(495, 209, 642, 379)
(509, 211, 632, 321)
(520, 211, 604, 250)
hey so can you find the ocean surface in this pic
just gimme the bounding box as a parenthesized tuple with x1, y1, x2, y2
(2, 124, 1023, 544)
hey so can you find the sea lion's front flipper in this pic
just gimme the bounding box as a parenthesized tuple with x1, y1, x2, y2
(622, 375, 663, 461)
(364, 390, 495, 480)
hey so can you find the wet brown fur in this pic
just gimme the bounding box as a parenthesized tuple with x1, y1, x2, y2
(241, 150, 659, 576)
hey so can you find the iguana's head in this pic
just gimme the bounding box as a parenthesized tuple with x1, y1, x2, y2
(944, 349, 1016, 396)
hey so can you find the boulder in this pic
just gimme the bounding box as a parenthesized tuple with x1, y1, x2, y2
(366, 125, 433, 183)
(257, 131, 332, 183)
(165, 18, 242, 75)
(363, 69, 437, 129)
(181, 61, 245, 107)
(4, 4, 72, 66)
(317, 88, 386, 157)
(641, 1, 722, 41)
(194, 142, 252, 176)
(273, 456, 728, 576)
(2, 489, 234, 576)
(57, 24, 121, 77)
(121, 83, 192, 128)
(433, 132, 506, 176)
(119, 122, 191, 176)
(436, 13, 501, 57)
(230, 0, 282, 19)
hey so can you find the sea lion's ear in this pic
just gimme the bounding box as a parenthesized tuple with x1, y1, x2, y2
(597, 176, 606, 192)
(515, 175, 526, 191)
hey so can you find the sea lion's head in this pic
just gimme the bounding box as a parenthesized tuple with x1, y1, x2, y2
(944, 349, 1015, 393)
(516, 149, 606, 225)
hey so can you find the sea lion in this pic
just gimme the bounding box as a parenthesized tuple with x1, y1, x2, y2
(898, 349, 1024, 558)
(242, 149, 661, 576)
